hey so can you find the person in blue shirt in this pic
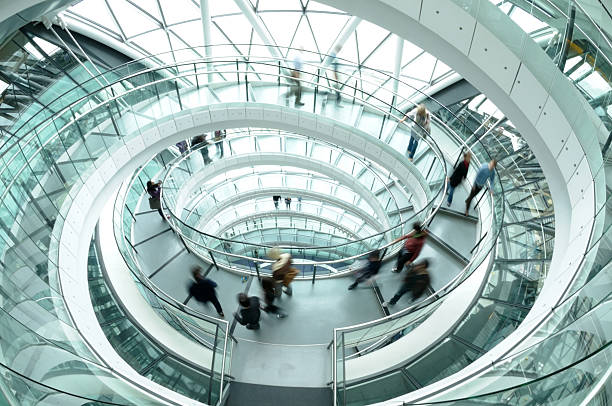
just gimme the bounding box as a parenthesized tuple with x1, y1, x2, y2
(465, 159, 496, 216)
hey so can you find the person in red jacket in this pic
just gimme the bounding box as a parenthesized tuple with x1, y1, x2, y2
(391, 223, 428, 273)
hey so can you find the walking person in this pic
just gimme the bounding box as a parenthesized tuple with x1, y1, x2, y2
(447, 151, 471, 206)
(270, 248, 299, 296)
(191, 134, 211, 164)
(286, 48, 304, 107)
(146, 180, 166, 220)
(297, 196, 302, 210)
(399, 104, 430, 160)
(285, 196, 292, 209)
(233, 293, 261, 330)
(391, 223, 428, 273)
(324, 44, 342, 107)
(273, 195, 281, 209)
(465, 159, 497, 216)
(176, 140, 188, 154)
(189, 266, 224, 318)
(348, 250, 382, 290)
(383, 259, 431, 307)
(261, 276, 287, 318)
(214, 129, 226, 158)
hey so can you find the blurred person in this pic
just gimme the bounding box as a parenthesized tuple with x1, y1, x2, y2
(270, 248, 299, 296)
(391, 223, 428, 273)
(176, 140, 188, 154)
(191, 134, 211, 164)
(214, 129, 226, 158)
(399, 104, 430, 160)
(447, 151, 471, 206)
(348, 250, 382, 290)
(285, 196, 292, 209)
(297, 196, 302, 210)
(323, 44, 342, 107)
(233, 293, 261, 330)
(261, 276, 287, 318)
(465, 159, 497, 216)
(273, 195, 281, 209)
(383, 259, 431, 307)
(189, 266, 224, 318)
(286, 47, 304, 107)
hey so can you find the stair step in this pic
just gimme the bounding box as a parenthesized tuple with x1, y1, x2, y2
(225, 382, 332, 406)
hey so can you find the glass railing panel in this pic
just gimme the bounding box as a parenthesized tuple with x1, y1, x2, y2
(344, 369, 418, 406)
(335, 332, 345, 406)
(482, 261, 548, 308)
(405, 337, 482, 388)
(453, 298, 530, 353)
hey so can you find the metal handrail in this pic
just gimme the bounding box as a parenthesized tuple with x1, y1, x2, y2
(160, 133, 414, 251)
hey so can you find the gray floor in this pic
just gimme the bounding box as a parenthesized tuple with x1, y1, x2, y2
(123, 145, 480, 387)
(230, 339, 331, 387)
(235, 278, 383, 345)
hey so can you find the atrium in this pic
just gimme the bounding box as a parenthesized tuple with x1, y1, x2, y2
(0, 0, 609, 405)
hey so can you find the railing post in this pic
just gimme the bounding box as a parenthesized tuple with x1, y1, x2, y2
(254, 261, 261, 281)
(124, 235, 138, 255)
(378, 114, 386, 139)
(179, 234, 191, 254)
(277, 61, 281, 86)
(313, 68, 320, 113)
(352, 79, 357, 104)
(207, 324, 219, 405)
(209, 249, 219, 270)
(194, 63, 199, 90)
(245, 74, 249, 102)
(474, 187, 487, 210)
(236, 59, 240, 84)
(379, 247, 388, 261)
(312, 264, 317, 284)
(174, 80, 183, 110)
(124, 204, 136, 222)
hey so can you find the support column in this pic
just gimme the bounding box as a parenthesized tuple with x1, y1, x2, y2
(392, 34, 404, 108)
(321, 16, 361, 66)
(201, 0, 213, 82)
(233, 0, 283, 60)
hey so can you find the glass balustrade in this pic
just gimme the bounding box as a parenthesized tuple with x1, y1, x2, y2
(17, 43, 605, 406)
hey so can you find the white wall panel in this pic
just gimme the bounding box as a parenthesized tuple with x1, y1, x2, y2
(209, 106, 228, 122)
(536, 98, 572, 157)
(227, 106, 246, 120)
(510, 64, 547, 124)
(157, 119, 177, 138)
(381, 0, 422, 21)
(192, 109, 211, 127)
(126, 135, 145, 158)
(469, 23, 521, 94)
(567, 157, 592, 207)
(110, 145, 131, 169)
(420, 0, 475, 56)
(555, 133, 583, 179)
(174, 113, 194, 132)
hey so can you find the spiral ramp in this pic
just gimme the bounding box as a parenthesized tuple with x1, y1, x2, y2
(0, 1, 609, 405)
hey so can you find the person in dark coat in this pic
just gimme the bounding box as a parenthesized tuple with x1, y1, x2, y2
(146, 180, 166, 220)
(189, 266, 224, 317)
(273, 195, 281, 209)
(391, 223, 428, 273)
(447, 152, 471, 206)
(233, 293, 261, 330)
(261, 276, 287, 318)
(383, 259, 431, 307)
(191, 134, 211, 164)
(348, 250, 382, 290)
